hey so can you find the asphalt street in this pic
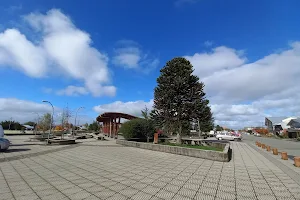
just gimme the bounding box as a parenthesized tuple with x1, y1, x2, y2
(242, 134, 300, 159)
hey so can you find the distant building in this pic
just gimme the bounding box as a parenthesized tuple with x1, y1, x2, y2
(265, 117, 287, 133)
(265, 117, 300, 138)
(22, 125, 34, 130)
(78, 125, 88, 130)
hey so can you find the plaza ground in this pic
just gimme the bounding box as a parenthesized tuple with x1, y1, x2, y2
(1, 135, 300, 200)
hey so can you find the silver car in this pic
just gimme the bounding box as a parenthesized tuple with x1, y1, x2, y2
(0, 138, 10, 151)
(0, 125, 10, 151)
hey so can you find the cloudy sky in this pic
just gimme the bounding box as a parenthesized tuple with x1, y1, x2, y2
(0, 0, 299, 129)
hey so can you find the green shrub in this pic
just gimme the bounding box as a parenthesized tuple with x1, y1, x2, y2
(119, 118, 155, 140)
(297, 137, 300, 141)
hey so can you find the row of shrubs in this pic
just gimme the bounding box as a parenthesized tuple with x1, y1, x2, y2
(118, 118, 155, 140)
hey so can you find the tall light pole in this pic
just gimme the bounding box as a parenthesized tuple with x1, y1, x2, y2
(42, 100, 54, 142)
(74, 106, 85, 136)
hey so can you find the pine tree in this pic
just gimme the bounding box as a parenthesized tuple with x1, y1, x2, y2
(153, 57, 213, 143)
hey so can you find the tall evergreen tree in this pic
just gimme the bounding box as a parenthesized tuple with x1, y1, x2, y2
(153, 57, 213, 143)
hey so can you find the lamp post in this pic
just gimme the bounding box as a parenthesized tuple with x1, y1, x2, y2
(74, 106, 85, 137)
(42, 100, 54, 142)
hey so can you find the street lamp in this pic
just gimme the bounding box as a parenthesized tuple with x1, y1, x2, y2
(74, 106, 85, 136)
(42, 100, 54, 142)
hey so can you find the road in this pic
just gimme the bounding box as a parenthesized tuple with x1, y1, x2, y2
(242, 133, 300, 158)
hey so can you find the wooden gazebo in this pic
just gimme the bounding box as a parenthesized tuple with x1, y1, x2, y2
(96, 112, 138, 138)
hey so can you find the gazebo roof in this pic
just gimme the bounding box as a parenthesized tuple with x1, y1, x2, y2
(96, 112, 138, 122)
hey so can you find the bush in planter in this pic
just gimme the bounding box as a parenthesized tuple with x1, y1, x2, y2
(119, 118, 155, 141)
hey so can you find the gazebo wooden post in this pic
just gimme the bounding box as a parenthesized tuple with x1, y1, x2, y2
(117, 117, 121, 136)
(114, 117, 117, 138)
(103, 122, 105, 134)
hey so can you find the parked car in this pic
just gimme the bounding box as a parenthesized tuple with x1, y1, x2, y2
(0, 125, 3, 138)
(0, 125, 10, 151)
(216, 132, 242, 141)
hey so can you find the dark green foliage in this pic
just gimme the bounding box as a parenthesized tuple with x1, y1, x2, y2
(152, 57, 214, 141)
(88, 121, 100, 131)
(119, 118, 155, 140)
(0, 120, 23, 130)
(215, 125, 223, 131)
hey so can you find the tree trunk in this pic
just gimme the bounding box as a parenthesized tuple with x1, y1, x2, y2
(147, 136, 149, 143)
(176, 122, 182, 144)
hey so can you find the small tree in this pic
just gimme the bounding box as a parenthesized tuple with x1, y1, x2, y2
(141, 106, 150, 120)
(215, 125, 223, 131)
(119, 118, 155, 141)
(39, 113, 52, 133)
(88, 121, 99, 132)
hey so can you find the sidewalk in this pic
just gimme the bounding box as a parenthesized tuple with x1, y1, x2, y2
(0, 138, 300, 199)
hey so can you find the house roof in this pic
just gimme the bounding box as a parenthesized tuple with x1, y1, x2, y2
(265, 117, 287, 125)
(96, 112, 138, 122)
(287, 118, 300, 125)
(22, 125, 34, 129)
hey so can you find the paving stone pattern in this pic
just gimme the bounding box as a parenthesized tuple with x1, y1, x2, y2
(1, 138, 300, 200)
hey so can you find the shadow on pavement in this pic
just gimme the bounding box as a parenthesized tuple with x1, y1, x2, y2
(2, 148, 31, 153)
(288, 154, 295, 160)
(228, 148, 232, 162)
(10, 144, 40, 146)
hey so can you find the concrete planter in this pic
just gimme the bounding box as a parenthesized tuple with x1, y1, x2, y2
(116, 140, 231, 162)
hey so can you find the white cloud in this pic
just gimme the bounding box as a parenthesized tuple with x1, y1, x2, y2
(93, 99, 154, 117)
(0, 29, 47, 77)
(185, 46, 246, 78)
(0, 9, 116, 97)
(0, 98, 94, 125)
(112, 40, 159, 73)
(184, 42, 300, 128)
(56, 85, 89, 96)
(113, 47, 141, 68)
(56, 85, 116, 97)
(204, 40, 213, 47)
(0, 98, 53, 123)
(202, 42, 300, 102)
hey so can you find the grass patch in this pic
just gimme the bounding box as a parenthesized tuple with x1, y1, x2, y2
(161, 143, 223, 151)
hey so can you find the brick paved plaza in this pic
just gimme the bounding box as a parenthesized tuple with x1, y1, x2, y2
(1, 136, 300, 200)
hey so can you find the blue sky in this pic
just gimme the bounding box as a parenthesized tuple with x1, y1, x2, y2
(1, 0, 300, 128)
